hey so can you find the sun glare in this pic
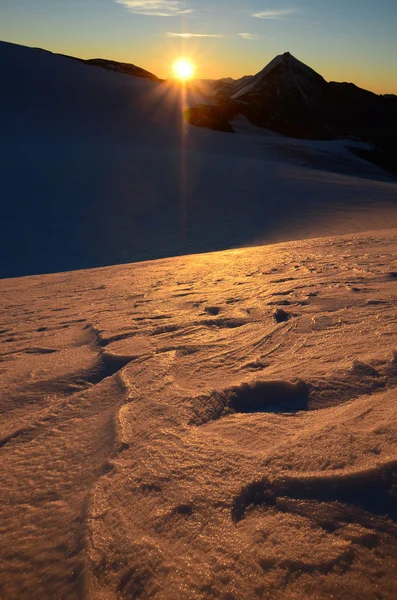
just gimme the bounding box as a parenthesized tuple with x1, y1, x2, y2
(173, 59, 195, 81)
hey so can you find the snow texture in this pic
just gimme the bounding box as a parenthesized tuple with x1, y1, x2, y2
(1, 41, 397, 599)
(1, 229, 397, 599)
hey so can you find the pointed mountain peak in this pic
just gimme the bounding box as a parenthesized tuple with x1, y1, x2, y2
(279, 52, 307, 66)
(232, 52, 326, 101)
(259, 52, 319, 77)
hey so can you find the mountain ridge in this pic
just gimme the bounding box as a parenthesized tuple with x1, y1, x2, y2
(190, 51, 397, 174)
(0, 40, 161, 82)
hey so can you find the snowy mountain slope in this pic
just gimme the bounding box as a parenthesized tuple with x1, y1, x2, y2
(1, 41, 397, 280)
(0, 41, 204, 137)
(1, 229, 397, 598)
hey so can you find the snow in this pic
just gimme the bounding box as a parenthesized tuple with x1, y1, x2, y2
(1, 41, 397, 279)
(1, 229, 397, 598)
(2, 41, 397, 598)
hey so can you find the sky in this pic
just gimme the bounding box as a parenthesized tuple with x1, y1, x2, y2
(1, 0, 397, 93)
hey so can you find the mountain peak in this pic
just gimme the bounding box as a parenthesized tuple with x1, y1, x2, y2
(280, 51, 306, 65)
(232, 52, 325, 100)
(260, 52, 319, 76)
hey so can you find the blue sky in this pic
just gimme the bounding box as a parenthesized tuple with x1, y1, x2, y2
(1, 0, 397, 92)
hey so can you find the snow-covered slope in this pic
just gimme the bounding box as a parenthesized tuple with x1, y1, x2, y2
(1, 229, 397, 599)
(1, 42, 397, 279)
(0, 41, 205, 138)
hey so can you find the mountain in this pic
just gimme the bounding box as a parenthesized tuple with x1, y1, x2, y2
(65, 55, 162, 82)
(231, 52, 329, 138)
(192, 52, 397, 143)
(1, 40, 397, 279)
(232, 52, 327, 102)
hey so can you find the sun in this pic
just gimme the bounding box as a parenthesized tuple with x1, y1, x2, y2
(173, 59, 195, 82)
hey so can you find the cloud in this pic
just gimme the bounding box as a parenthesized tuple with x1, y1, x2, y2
(252, 8, 300, 20)
(166, 32, 224, 38)
(238, 33, 259, 40)
(115, 0, 193, 17)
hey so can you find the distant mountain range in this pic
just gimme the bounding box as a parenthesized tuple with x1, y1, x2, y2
(56, 47, 397, 172)
(6, 43, 396, 141)
(192, 52, 397, 140)
(2, 41, 396, 174)
(190, 52, 397, 175)
(2, 39, 397, 280)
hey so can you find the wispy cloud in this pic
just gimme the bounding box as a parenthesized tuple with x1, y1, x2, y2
(166, 32, 224, 38)
(115, 0, 193, 17)
(252, 8, 300, 20)
(238, 33, 259, 40)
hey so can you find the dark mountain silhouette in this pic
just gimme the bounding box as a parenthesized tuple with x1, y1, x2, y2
(68, 56, 162, 82)
(232, 52, 326, 102)
(229, 52, 329, 138)
(188, 52, 397, 174)
(210, 52, 397, 138)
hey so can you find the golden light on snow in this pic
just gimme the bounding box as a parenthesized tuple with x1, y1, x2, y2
(173, 59, 195, 81)
(3, 230, 397, 598)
